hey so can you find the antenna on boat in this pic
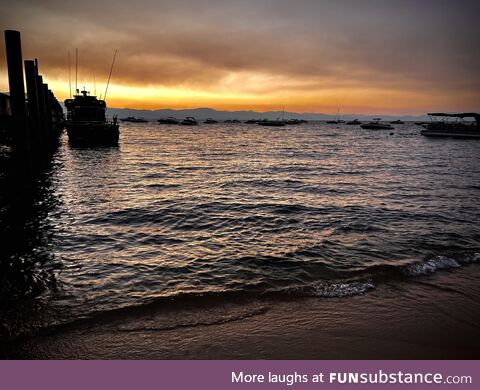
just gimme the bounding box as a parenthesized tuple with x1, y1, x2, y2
(75, 48, 78, 94)
(68, 51, 72, 98)
(104, 49, 117, 101)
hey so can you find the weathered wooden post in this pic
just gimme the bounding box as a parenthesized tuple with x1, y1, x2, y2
(4, 30, 29, 152)
(36, 74, 47, 138)
(24, 60, 40, 148)
(43, 83, 52, 139)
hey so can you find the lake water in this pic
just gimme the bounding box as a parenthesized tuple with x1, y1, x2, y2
(1, 121, 479, 338)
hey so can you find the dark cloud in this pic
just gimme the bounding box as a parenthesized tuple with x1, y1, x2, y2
(1, 0, 479, 110)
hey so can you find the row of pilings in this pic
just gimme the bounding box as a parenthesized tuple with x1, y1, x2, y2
(2, 30, 64, 159)
(1, 31, 64, 305)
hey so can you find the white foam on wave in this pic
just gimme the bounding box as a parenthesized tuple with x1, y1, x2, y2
(310, 281, 375, 298)
(401, 256, 461, 276)
(461, 252, 480, 264)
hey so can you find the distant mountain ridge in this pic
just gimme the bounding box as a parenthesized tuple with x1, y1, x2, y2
(106, 107, 430, 121)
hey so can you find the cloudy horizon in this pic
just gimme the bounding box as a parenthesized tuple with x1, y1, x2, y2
(1, 0, 479, 115)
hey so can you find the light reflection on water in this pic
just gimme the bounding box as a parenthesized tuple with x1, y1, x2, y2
(2, 122, 480, 330)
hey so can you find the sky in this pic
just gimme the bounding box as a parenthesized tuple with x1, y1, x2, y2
(1, 0, 479, 115)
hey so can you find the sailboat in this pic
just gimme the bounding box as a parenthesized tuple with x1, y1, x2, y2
(327, 108, 345, 124)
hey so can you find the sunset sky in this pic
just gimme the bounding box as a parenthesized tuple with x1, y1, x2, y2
(1, 0, 479, 115)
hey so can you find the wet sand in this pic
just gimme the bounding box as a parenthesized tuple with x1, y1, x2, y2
(2, 266, 480, 359)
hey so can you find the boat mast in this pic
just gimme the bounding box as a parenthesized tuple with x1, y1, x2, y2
(75, 48, 78, 94)
(104, 49, 117, 101)
(68, 51, 72, 98)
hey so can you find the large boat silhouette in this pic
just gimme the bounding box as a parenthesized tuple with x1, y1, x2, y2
(64, 89, 119, 146)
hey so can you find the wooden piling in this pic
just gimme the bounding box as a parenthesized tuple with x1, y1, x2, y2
(43, 83, 52, 138)
(4, 30, 29, 151)
(35, 74, 47, 138)
(24, 60, 40, 148)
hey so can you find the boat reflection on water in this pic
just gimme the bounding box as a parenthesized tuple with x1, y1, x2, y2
(0, 158, 59, 318)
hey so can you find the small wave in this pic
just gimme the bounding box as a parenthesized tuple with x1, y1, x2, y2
(146, 183, 181, 189)
(461, 253, 480, 264)
(401, 256, 461, 276)
(309, 281, 375, 297)
(283, 280, 375, 298)
(332, 222, 384, 235)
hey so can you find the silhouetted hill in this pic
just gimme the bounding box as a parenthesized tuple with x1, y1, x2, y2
(106, 107, 430, 122)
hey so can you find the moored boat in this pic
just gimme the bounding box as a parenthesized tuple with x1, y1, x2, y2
(258, 119, 285, 127)
(157, 117, 179, 124)
(180, 116, 198, 125)
(283, 118, 303, 125)
(346, 119, 361, 125)
(327, 108, 345, 124)
(421, 113, 480, 139)
(65, 89, 119, 146)
(120, 116, 148, 123)
(204, 118, 218, 124)
(360, 118, 394, 130)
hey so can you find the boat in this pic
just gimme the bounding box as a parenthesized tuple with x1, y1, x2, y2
(360, 118, 394, 130)
(180, 117, 198, 125)
(204, 118, 218, 124)
(421, 113, 480, 139)
(415, 121, 427, 126)
(346, 119, 361, 125)
(257, 119, 285, 127)
(283, 119, 303, 125)
(245, 119, 260, 124)
(390, 120, 405, 124)
(157, 117, 179, 124)
(327, 108, 345, 124)
(64, 88, 119, 146)
(120, 116, 148, 123)
(224, 119, 241, 123)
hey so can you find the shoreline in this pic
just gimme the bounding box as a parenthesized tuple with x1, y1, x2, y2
(2, 265, 480, 359)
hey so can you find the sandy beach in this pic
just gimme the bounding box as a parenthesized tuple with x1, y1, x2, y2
(2, 265, 480, 359)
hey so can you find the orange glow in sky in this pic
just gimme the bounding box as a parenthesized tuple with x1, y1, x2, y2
(1, 1, 479, 115)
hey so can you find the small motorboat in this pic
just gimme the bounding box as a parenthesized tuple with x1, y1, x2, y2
(360, 118, 394, 130)
(204, 118, 218, 124)
(346, 119, 361, 125)
(258, 119, 286, 127)
(120, 116, 148, 123)
(283, 119, 303, 125)
(180, 117, 198, 125)
(390, 120, 405, 124)
(158, 117, 179, 124)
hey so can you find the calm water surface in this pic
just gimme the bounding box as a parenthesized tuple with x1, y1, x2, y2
(1, 122, 480, 334)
